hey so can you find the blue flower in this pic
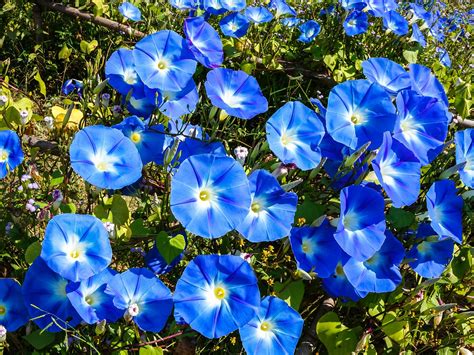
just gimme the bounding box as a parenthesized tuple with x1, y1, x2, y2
(173, 254, 260, 338)
(105, 48, 142, 96)
(170, 154, 251, 238)
(245, 6, 274, 23)
(409, 3, 431, 23)
(145, 233, 187, 274)
(298, 20, 321, 43)
(220, 13, 250, 38)
(126, 85, 161, 117)
(269, 0, 296, 18)
(408, 63, 449, 107)
(62, 79, 83, 96)
(343, 231, 404, 293)
(340, 0, 367, 11)
(113, 116, 171, 165)
(266, 101, 325, 171)
(106, 268, 173, 332)
(362, 58, 411, 96)
(343, 11, 369, 36)
(326, 79, 397, 150)
(281, 17, 301, 27)
(455, 129, 474, 188)
(426, 180, 463, 244)
(239, 296, 304, 355)
(335, 185, 386, 261)
(160, 80, 199, 119)
(0, 130, 24, 179)
(22, 258, 82, 332)
(366, 0, 398, 17)
(118, 2, 141, 21)
(436, 47, 451, 68)
(70, 125, 143, 189)
(0, 279, 29, 331)
(169, 0, 197, 10)
(40, 214, 112, 282)
(220, 0, 246, 12)
(66, 268, 122, 324)
(392, 90, 449, 165)
(201, 0, 225, 14)
(289, 219, 343, 278)
(383, 11, 409, 36)
(205, 68, 268, 119)
(372, 132, 421, 208)
(410, 23, 427, 47)
(407, 224, 454, 278)
(184, 16, 223, 69)
(133, 31, 197, 92)
(236, 169, 297, 242)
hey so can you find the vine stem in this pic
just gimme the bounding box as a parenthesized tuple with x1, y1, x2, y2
(110, 330, 185, 351)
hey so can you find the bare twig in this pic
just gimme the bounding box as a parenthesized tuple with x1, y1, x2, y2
(22, 135, 60, 155)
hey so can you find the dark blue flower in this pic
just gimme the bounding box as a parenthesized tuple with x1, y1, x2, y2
(335, 185, 386, 261)
(426, 180, 463, 244)
(326, 79, 397, 150)
(133, 31, 197, 92)
(105, 48, 142, 96)
(220, 13, 250, 38)
(22, 258, 82, 332)
(118, 2, 141, 21)
(170, 154, 251, 238)
(372, 132, 421, 207)
(298, 20, 321, 43)
(106, 268, 173, 332)
(239, 296, 304, 355)
(205, 68, 268, 119)
(383, 11, 409, 36)
(70, 125, 143, 189)
(455, 129, 474, 188)
(343, 11, 369, 36)
(362, 58, 411, 95)
(0, 130, 24, 179)
(245, 6, 274, 23)
(266, 101, 325, 171)
(0, 279, 29, 331)
(236, 169, 297, 242)
(173, 254, 260, 338)
(184, 16, 223, 69)
(410, 23, 427, 47)
(62, 79, 83, 96)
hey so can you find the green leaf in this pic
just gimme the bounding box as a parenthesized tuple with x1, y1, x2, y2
(274, 280, 305, 311)
(49, 170, 64, 187)
(139, 346, 163, 355)
(58, 44, 72, 60)
(155, 232, 186, 264)
(316, 312, 362, 355)
(387, 207, 416, 229)
(294, 199, 325, 225)
(323, 54, 337, 71)
(23, 330, 56, 350)
(130, 219, 150, 237)
(111, 195, 130, 226)
(403, 49, 418, 64)
(34, 71, 46, 97)
(60, 202, 76, 214)
(25, 241, 42, 264)
(80, 40, 98, 55)
(381, 311, 410, 344)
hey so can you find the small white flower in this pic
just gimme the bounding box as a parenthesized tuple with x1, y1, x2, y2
(0, 325, 7, 342)
(44, 116, 54, 130)
(0, 95, 8, 106)
(234, 146, 249, 165)
(103, 221, 116, 239)
(20, 110, 29, 124)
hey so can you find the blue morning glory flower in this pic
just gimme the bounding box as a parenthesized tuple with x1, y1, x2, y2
(362, 58, 411, 96)
(220, 13, 250, 38)
(343, 11, 369, 36)
(126, 86, 161, 118)
(436, 47, 451, 68)
(105, 48, 142, 96)
(40, 214, 112, 282)
(269, 0, 296, 18)
(106, 268, 173, 332)
(118, 2, 141, 21)
(408, 63, 449, 107)
(236, 169, 297, 242)
(173, 254, 260, 338)
(22, 258, 82, 332)
(239, 296, 304, 355)
(169, 0, 197, 10)
(455, 129, 474, 188)
(298, 20, 321, 43)
(220, 0, 246, 12)
(205, 68, 268, 120)
(66, 268, 122, 324)
(62, 79, 83, 96)
(266, 101, 325, 171)
(281, 17, 301, 27)
(372, 132, 421, 208)
(326, 79, 397, 150)
(145, 233, 187, 274)
(340, 0, 367, 11)
(343, 231, 404, 293)
(392, 90, 450, 165)
(0, 279, 29, 331)
(290, 219, 343, 278)
(245, 6, 274, 23)
(366, 0, 398, 17)
(184, 16, 223, 69)
(70, 125, 143, 189)
(170, 154, 251, 238)
(426, 180, 463, 244)
(383, 11, 409, 36)
(0, 130, 24, 179)
(335, 185, 387, 261)
(409, 3, 431, 23)
(201, 0, 225, 14)
(113, 116, 171, 165)
(160, 80, 199, 119)
(411, 23, 427, 47)
(133, 30, 197, 92)
(407, 224, 454, 278)
(174, 137, 227, 166)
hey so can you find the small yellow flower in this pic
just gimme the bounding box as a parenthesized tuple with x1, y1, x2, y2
(230, 337, 237, 345)
(51, 105, 83, 129)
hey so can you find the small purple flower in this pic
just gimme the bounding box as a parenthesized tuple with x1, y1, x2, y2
(21, 174, 32, 182)
(5, 222, 13, 234)
(28, 182, 39, 189)
(26, 199, 37, 212)
(101, 93, 111, 107)
(112, 105, 122, 117)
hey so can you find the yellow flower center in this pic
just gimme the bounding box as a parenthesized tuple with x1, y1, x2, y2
(251, 202, 261, 213)
(350, 113, 364, 125)
(157, 60, 167, 70)
(85, 296, 93, 305)
(260, 321, 272, 331)
(199, 190, 211, 201)
(96, 162, 109, 172)
(335, 264, 344, 276)
(281, 133, 292, 146)
(0, 150, 8, 162)
(0, 305, 6, 315)
(214, 287, 226, 300)
(130, 132, 141, 143)
(70, 250, 80, 259)
(302, 240, 312, 253)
